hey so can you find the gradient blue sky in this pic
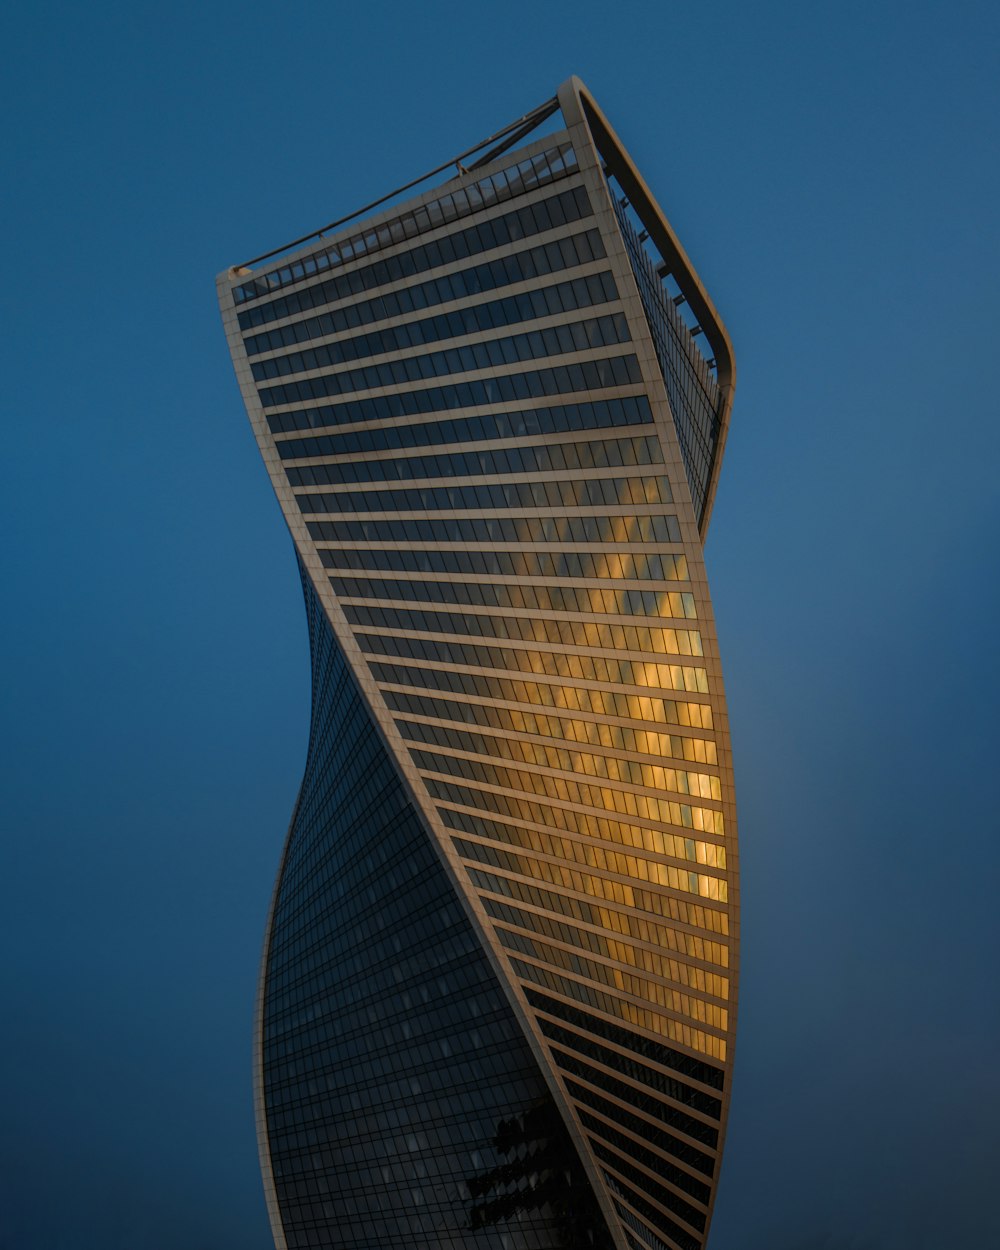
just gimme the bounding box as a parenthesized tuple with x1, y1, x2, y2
(2, 2, 998, 1248)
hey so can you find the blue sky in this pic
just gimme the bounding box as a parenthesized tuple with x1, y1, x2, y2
(1, 2, 998, 1247)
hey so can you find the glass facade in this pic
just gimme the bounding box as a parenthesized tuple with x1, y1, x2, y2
(262, 568, 614, 1249)
(221, 77, 738, 1250)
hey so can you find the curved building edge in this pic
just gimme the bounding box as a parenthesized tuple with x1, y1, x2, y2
(556, 78, 736, 537)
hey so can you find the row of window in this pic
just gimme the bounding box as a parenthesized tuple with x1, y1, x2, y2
(587, 1114, 711, 1211)
(513, 957, 725, 1064)
(439, 768, 725, 879)
(363, 631, 707, 699)
(440, 785, 726, 888)
(591, 1128, 710, 1222)
(435, 785, 730, 939)
(604, 1133, 710, 1228)
(235, 142, 579, 304)
(529, 989, 725, 1092)
(602, 1166, 701, 1250)
(348, 603, 703, 661)
(392, 699, 717, 770)
(267, 900, 465, 1009)
(297, 473, 673, 515)
(371, 659, 712, 729)
(245, 227, 607, 358)
(398, 716, 721, 805)
(620, 1219, 680, 1250)
(609, 1144, 688, 1239)
(280, 393, 651, 462)
(324, 545, 688, 584)
(465, 839, 726, 968)
(483, 898, 727, 1008)
(253, 271, 619, 381)
(555, 1046, 719, 1151)
(266, 981, 526, 1091)
(267, 973, 516, 1080)
(447, 751, 729, 840)
(456, 827, 727, 932)
(267, 354, 644, 435)
(289, 429, 660, 487)
(623, 1220, 662, 1250)
(472, 870, 730, 970)
(333, 575, 698, 625)
(447, 810, 725, 909)
(260, 312, 631, 408)
(392, 700, 720, 775)
(313, 507, 678, 548)
(487, 830, 725, 930)
(239, 182, 592, 329)
(538, 1017, 721, 1121)
(500, 929, 727, 1032)
(577, 1084, 716, 1181)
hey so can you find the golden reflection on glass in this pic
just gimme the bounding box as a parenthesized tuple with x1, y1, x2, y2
(447, 816, 727, 905)
(482, 897, 729, 1000)
(500, 929, 728, 1030)
(350, 604, 705, 656)
(366, 633, 710, 695)
(447, 800, 725, 870)
(434, 781, 728, 898)
(467, 867, 730, 967)
(441, 797, 725, 868)
(453, 837, 729, 922)
(344, 444, 736, 1079)
(432, 731, 722, 800)
(395, 700, 717, 765)
(419, 751, 724, 835)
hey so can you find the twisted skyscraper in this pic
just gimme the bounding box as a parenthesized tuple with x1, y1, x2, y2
(220, 78, 738, 1250)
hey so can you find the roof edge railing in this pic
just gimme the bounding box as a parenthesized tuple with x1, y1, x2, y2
(234, 96, 560, 272)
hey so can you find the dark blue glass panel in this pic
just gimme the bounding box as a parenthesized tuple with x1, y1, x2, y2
(261, 565, 614, 1250)
(244, 228, 606, 359)
(250, 272, 618, 382)
(238, 182, 590, 329)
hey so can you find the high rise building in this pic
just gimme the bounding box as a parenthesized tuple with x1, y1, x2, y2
(219, 77, 738, 1250)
